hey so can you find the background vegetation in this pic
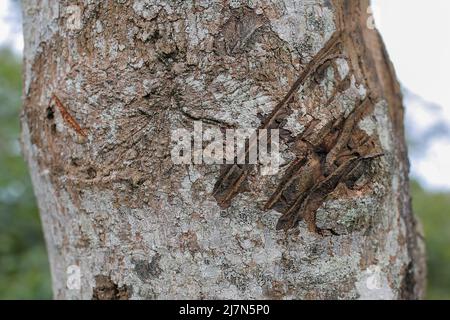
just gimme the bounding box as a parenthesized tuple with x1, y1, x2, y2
(0, 48, 52, 299)
(0, 47, 448, 300)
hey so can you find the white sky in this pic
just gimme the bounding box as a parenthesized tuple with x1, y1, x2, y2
(372, 0, 450, 116)
(0, 0, 449, 190)
(0, 0, 23, 53)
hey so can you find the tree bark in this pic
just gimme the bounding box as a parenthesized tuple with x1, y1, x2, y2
(21, 0, 425, 299)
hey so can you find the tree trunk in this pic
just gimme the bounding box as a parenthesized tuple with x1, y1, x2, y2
(21, 0, 425, 299)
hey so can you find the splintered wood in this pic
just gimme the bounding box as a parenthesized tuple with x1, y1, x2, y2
(212, 31, 383, 234)
(49, 94, 88, 139)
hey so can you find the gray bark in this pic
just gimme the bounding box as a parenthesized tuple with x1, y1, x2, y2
(21, 0, 425, 299)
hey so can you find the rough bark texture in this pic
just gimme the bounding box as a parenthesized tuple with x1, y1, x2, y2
(21, 0, 425, 299)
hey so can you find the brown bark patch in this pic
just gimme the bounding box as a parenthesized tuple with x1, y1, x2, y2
(92, 275, 130, 300)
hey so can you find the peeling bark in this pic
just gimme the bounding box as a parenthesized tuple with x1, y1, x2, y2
(21, 0, 425, 299)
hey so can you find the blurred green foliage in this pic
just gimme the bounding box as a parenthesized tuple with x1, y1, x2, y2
(411, 181, 450, 300)
(0, 48, 52, 299)
(0, 47, 448, 300)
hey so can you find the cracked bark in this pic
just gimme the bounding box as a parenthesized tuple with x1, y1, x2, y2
(21, 0, 425, 299)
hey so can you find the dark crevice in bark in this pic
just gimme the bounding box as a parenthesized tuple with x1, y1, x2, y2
(92, 275, 131, 300)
